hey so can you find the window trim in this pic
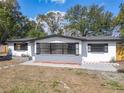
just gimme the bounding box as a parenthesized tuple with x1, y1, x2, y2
(88, 43, 108, 53)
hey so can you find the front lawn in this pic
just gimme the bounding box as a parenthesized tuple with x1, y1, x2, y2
(0, 65, 123, 93)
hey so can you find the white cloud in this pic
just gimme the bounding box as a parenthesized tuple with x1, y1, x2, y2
(51, 0, 66, 4)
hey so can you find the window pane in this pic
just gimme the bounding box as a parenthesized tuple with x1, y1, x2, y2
(51, 43, 63, 54)
(88, 44, 108, 52)
(37, 43, 50, 54)
(41, 49, 50, 54)
(41, 43, 50, 48)
(36, 43, 79, 55)
(14, 43, 28, 50)
(63, 44, 68, 54)
(36, 43, 41, 54)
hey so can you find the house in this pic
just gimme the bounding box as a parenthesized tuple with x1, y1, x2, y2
(7, 35, 123, 64)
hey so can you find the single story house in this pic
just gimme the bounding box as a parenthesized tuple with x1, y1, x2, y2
(7, 35, 124, 64)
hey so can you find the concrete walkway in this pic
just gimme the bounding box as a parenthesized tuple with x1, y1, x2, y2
(21, 60, 81, 68)
(21, 61, 119, 72)
(81, 63, 118, 72)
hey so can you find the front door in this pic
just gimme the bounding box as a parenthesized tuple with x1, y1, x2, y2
(116, 43, 124, 62)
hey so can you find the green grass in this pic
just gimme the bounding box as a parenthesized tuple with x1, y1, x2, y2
(10, 86, 35, 93)
(51, 80, 60, 88)
(74, 70, 83, 75)
(106, 80, 124, 90)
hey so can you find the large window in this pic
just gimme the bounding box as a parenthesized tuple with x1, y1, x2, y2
(14, 43, 28, 51)
(88, 44, 108, 52)
(36, 43, 79, 55)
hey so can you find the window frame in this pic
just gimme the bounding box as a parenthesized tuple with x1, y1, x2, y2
(14, 43, 28, 51)
(88, 43, 108, 53)
(36, 43, 79, 55)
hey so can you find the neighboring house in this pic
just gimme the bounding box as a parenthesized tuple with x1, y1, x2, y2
(7, 35, 123, 64)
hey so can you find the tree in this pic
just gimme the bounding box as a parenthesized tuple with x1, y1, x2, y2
(115, 3, 124, 25)
(65, 4, 114, 36)
(27, 29, 46, 38)
(0, 0, 32, 43)
(0, 0, 19, 42)
(65, 4, 88, 36)
(115, 3, 124, 37)
(88, 5, 113, 35)
(27, 21, 46, 38)
(36, 11, 65, 35)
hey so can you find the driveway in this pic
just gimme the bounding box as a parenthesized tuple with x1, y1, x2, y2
(22, 61, 118, 72)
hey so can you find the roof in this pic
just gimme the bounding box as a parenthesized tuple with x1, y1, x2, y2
(37, 35, 86, 41)
(85, 36, 122, 41)
(7, 35, 123, 42)
(7, 37, 37, 42)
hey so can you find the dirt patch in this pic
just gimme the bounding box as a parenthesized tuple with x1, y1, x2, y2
(117, 62, 124, 73)
(0, 57, 28, 67)
(0, 65, 123, 93)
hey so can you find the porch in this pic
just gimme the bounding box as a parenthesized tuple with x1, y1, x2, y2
(33, 41, 82, 64)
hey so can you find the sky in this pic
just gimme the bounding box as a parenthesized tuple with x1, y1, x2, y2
(17, 0, 124, 18)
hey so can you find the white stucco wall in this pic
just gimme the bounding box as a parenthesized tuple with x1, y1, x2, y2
(82, 41, 116, 63)
(8, 42, 33, 57)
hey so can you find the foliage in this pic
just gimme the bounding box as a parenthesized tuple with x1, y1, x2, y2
(27, 28, 46, 38)
(37, 11, 66, 35)
(1, 1, 124, 41)
(115, 3, 124, 37)
(0, 0, 35, 42)
(115, 3, 124, 25)
(65, 4, 114, 36)
(0, 0, 28, 42)
(0, 0, 18, 42)
(27, 20, 46, 38)
(120, 29, 124, 37)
